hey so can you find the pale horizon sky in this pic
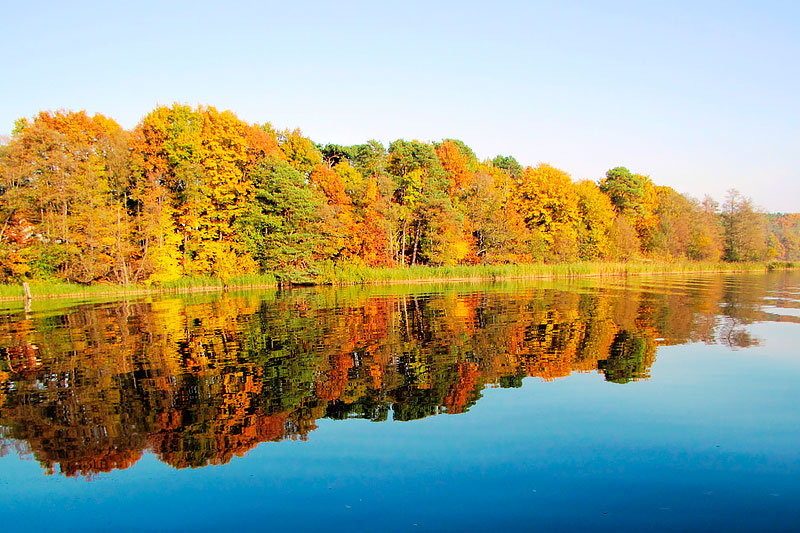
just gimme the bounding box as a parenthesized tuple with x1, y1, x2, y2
(2, 1, 798, 211)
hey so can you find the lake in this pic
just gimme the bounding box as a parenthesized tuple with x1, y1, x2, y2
(1, 271, 799, 531)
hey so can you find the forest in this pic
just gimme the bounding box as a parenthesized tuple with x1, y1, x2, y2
(1, 105, 798, 285)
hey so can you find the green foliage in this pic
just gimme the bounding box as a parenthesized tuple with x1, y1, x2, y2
(320, 143, 357, 166)
(238, 157, 322, 271)
(350, 140, 387, 178)
(387, 139, 443, 179)
(598, 330, 655, 384)
(491, 155, 522, 180)
(600, 167, 646, 213)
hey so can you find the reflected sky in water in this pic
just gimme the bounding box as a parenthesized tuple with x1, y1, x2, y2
(1, 271, 799, 531)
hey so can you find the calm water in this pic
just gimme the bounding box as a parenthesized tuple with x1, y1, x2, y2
(1, 272, 799, 531)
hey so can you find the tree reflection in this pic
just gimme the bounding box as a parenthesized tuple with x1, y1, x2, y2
(0, 272, 798, 478)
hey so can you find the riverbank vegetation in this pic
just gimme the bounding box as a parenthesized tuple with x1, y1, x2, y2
(0, 261, 793, 302)
(1, 105, 799, 290)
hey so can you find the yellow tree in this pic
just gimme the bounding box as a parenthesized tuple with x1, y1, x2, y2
(574, 180, 615, 259)
(278, 129, 323, 177)
(651, 186, 694, 258)
(128, 105, 201, 281)
(2, 111, 129, 282)
(195, 107, 258, 278)
(130, 105, 269, 280)
(513, 163, 581, 260)
(462, 164, 537, 263)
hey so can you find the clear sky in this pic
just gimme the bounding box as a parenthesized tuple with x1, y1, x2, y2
(2, 1, 798, 211)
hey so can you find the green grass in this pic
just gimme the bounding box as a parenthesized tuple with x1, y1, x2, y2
(0, 280, 147, 299)
(0, 273, 278, 301)
(157, 273, 278, 291)
(316, 260, 795, 285)
(0, 261, 794, 300)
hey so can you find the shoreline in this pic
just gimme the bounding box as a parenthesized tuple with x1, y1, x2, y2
(0, 261, 795, 303)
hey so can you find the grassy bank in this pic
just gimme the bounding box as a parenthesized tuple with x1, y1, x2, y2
(0, 262, 795, 301)
(0, 273, 278, 301)
(315, 260, 796, 285)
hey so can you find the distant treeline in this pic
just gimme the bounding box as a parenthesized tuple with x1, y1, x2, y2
(1, 105, 798, 284)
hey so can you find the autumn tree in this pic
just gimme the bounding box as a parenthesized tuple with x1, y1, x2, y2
(308, 162, 356, 260)
(768, 214, 800, 260)
(434, 139, 477, 196)
(0, 111, 131, 282)
(278, 129, 323, 177)
(129, 104, 277, 280)
(491, 155, 523, 181)
(464, 164, 538, 263)
(600, 166, 657, 252)
(651, 186, 694, 259)
(513, 163, 581, 260)
(608, 215, 641, 261)
(687, 196, 723, 261)
(574, 180, 615, 260)
(721, 189, 767, 262)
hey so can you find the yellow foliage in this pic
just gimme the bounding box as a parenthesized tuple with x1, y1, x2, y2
(575, 180, 615, 259)
(513, 163, 580, 249)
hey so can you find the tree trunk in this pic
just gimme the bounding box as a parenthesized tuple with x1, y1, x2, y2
(132, 236, 148, 283)
(117, 205, 129, 285)
(62, 199, 69, 276)
(400, 219, 408, 266)
(0, 212, 11, 243)
(411, 220, 421, 265)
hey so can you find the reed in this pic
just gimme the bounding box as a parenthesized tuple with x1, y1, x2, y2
(319, 261, 793, 285)
(0, 280, 146, 299)
(0, 274, 278, 301)
(0, 261, 794, 300)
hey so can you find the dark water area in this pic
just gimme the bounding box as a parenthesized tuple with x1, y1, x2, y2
(1, 272, 799, 531)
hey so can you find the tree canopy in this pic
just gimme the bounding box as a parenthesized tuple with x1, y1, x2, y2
(0, 104, 792, 284)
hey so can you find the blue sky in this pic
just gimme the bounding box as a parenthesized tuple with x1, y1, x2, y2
(2, 1, 798, 211)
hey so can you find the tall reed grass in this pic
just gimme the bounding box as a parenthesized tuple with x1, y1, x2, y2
(318, 261, 794, 285)
(0, 273, 278, 301)
(0, 261, 794, 300)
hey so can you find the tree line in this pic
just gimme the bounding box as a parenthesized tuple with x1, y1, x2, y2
(1, 105, 797, 284)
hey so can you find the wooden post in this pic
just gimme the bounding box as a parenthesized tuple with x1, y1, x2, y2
(22, 282, 32, 315)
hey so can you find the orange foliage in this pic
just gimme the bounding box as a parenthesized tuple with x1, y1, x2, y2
(435, 140, 474, 195)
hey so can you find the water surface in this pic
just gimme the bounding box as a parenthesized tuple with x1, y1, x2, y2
(1, 272, 799, 531)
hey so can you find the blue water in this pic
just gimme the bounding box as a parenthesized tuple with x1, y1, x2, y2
(1, 272, 798, 531)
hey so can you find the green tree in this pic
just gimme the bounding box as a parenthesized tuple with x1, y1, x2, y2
(600, 166, 657, 250)
(238, 157, 322, 271)
(491, 155, 522, 181)
(386, 140, 454, 265)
